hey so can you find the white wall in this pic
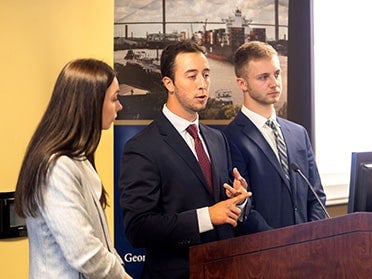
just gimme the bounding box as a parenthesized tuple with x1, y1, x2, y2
(313, 0, 372, 204)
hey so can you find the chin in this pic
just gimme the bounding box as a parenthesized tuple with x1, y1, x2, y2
(102, 124, 112, 130)
(198, 103, 208, 111)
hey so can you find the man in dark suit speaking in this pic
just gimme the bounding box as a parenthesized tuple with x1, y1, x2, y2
(119, 40, 259, 279)
(223, 41, 327, 229)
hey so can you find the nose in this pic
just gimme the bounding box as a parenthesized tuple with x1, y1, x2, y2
(117, 100, 123, 111)
(269, 75, 280, 87)
(198, 75, 208, 90)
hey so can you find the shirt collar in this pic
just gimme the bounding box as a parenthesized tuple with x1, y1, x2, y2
(241, 105, 277, 128)
(162, 104, 199, 133)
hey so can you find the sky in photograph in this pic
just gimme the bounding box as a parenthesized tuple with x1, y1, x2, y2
(114, 0, 288, 41)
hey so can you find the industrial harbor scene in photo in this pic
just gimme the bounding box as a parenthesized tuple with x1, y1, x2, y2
(114, 0, 288, 120)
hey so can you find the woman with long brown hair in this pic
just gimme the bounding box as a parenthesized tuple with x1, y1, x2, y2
(15, 58, 131, 279)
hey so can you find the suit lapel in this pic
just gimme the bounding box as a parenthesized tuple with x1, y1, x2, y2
(277, 118, 296, 194)
(237, 112, 291, 191)
(79, 161, 117, 256)
(157, 114, 213, 195)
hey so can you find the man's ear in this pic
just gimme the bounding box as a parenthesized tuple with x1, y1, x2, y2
(236, 77, 248, 92)
(162, 76, 175, 93)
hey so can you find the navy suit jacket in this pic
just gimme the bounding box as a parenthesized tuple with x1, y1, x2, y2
(223, 111, 327, 229)
(119, 113, 257, 279)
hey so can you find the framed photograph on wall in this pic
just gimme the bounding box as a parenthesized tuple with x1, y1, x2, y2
(114, 0, 289, 122)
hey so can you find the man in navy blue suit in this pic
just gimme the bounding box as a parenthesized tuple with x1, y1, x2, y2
(223, 41, 327, 229)
(119, 40, 266, 279)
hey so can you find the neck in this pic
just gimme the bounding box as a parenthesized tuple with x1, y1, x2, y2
(244, 102, 274, 119)
(165, 102, 198, 122)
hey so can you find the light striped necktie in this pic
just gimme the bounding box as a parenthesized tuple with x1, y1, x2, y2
(266, 120, 290, 181)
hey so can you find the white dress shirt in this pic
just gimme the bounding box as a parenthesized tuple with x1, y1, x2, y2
(162, 104, 213, 233)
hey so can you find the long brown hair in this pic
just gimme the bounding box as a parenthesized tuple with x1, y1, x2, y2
(15, 58, 115, 217)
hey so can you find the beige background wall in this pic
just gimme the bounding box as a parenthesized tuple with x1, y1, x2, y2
(0, 1, 114, 277)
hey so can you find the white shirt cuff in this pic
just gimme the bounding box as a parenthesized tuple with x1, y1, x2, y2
(196, 207, 214, 233)
(236, 198, 248, 222)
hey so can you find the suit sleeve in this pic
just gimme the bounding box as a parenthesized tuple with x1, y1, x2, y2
(119, 137, 202, 248)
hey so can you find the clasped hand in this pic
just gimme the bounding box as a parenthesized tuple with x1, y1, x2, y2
(209, 168, 251, 227)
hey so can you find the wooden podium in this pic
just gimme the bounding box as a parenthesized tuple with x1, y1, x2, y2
(190, 212, 372, 278)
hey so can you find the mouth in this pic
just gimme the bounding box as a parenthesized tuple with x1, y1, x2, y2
(196, 95, 208, 101)
(268, 91, 280, 97)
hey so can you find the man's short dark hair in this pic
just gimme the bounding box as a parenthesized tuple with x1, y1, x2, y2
(160, 40, 206, 81)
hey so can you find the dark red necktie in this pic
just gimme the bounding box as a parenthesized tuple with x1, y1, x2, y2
(186, 124, 213, 193)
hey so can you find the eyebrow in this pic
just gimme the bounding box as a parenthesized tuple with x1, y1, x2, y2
(184, 68, 210, 74)
(185, 69, 198, 74)
(255, 72, 269, 77)
(256, 69, 280, 77)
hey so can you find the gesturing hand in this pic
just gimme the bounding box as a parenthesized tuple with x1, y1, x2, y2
(224, 167, 250, 198)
